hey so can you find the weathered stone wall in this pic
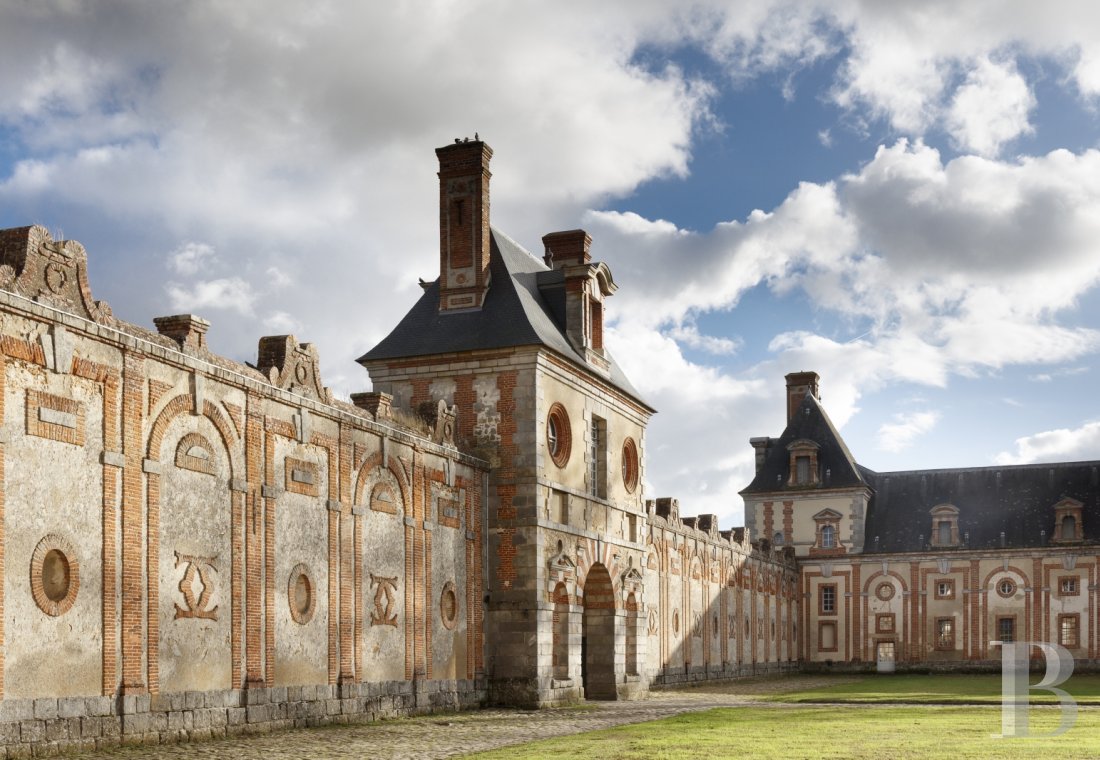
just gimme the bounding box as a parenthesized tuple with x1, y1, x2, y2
(643, 499, 800, 687)
(0, 226, 488, 755)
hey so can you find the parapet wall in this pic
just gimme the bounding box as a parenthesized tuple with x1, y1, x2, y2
(643, 497, 801, 686)
(0, 226, 488, 753)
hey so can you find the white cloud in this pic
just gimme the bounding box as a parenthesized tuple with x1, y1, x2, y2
(168, 242, 215, 275)
(2, 2, 1100, 526)
(876, 411, 940, 452)
(994, 421, 1100, 464)
(946, 57, 1035, 156)
(665, 323, 742, 355)
(166, 278, 256, 316)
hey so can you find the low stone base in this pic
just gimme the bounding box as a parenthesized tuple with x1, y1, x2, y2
(0, 679, 486, 756)
(650, 661, 799, 688)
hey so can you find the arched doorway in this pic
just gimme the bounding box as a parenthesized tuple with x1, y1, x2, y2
(582, 562, 617, 699)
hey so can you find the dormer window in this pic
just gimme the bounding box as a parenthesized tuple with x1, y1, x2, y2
(929, 504, 960, 548)
(1062, 515, 1076, 540)
(1052, 498, 1083, 543)
(786, 439, 820, 487)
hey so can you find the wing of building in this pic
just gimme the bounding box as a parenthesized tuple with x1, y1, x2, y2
(742, 371, 1100, 668)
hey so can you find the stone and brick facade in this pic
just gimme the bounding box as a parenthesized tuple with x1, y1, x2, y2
(7, 137, 1096, 756)
(0, 138, 795, 755)
(743, 371, 1100, 672)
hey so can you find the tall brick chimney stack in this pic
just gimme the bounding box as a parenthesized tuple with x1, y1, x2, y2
(542, 229, 602, 354)
(436, 137, 493, 313)
(785, 371, 820, 423)
(542, 229, 591, 269)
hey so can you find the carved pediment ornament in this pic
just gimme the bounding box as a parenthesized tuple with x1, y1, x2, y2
(256, 335, 333, 404)
(0, 226, 112, 323)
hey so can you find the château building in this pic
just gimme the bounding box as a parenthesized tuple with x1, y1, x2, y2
(0, 138, 1090, 754)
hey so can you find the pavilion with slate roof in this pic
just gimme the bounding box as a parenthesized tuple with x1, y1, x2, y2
(742, 371, 1100, 669)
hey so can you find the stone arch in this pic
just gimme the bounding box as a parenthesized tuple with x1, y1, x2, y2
(624, 591, 640, 676)
(552, 581, 570, 681)
(354, 455, 411, 514)
(862, 570, 909, 597)
(146, 394, 241, 480)
(981, 565, 1030, 591)
(145, 393, 238, 694)
(581, 562, 617, 699)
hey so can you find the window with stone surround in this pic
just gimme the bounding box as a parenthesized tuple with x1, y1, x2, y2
(588, 415, 607, 498)
(1059, 576, 1079, 596)
(929, 504, 960, 548)
(1052, 497, 1083, 543)
(876, 614, 895, 634)
(546, 403, 571, 468)
(819, 583, 837, 615)
(935, 579, 954, 600)
(621, 437, 639, 493)
(1060, 614, 1080, 648)
(936, 617, 955, 650)
(786, 439, 820, 486)
(811, 508, 843, 555)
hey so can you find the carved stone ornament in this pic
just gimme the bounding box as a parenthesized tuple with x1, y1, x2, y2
(418, 399, 458, 447)
(0, 226, 112, 322)
(547, 540, 577, 594)
(256, 334, 333, 404)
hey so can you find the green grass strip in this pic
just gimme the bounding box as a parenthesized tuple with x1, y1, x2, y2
(466, 705, 1100, 759)
(762, 673, 1100, 704)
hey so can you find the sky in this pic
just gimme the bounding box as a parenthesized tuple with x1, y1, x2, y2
(1, 1, 1099, 527)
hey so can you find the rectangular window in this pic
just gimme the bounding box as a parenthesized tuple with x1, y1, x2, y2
(589, 297, 603, 351)
(998, 617, 1015, 643)
(936, 617, 955, 650)
(1060, 614, 1080, 648)
(819, 584, 837, 615)
(818, 621, 837, 652)
(937, 520, 952, 545)
(1059, 576, 1079, 596)
(935, 580, 954, 600)
(554, 489, 569, 524)
(588, 415, 607, 499)
(796, 456, 810, 484)
(876, 614, 895, 634)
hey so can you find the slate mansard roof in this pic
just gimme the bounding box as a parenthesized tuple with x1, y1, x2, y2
(742, 385, 1100, 553)
(860, 461, 1100, 554)
(740, 391, 866, 495)
(359, 227, 649, 408)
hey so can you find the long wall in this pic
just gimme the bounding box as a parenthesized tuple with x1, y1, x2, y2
(0, 226, 488, 754)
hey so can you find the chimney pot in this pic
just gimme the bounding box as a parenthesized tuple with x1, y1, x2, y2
(784, 371, 820, 423)
(154, 314, 209, 351)
(351, 391, 393, 420)
(541, 229, 592, 269)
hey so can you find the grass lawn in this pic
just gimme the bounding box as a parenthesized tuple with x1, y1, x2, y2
(465, 706, 1099, 759)
(762, 673, 1100, 704)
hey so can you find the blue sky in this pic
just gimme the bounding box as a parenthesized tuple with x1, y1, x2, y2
(1, 1, 1099, 526)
